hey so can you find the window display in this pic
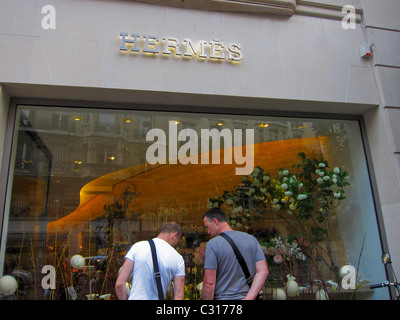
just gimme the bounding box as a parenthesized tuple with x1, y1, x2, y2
(0, 105, 388, 300)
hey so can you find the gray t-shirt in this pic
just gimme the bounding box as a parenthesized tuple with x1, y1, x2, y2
(204, 231, 265, 300)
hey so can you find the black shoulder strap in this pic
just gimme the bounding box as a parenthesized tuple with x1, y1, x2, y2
(219, 232, 253, 286)
(148, 239, 164, 300)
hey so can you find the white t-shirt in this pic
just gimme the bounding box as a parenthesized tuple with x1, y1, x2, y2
(125, 238, 185, 300)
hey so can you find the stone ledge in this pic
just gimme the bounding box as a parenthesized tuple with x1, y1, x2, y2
(123, 0, 295, 16)
(296, 0, 362, 22)
(123, 0, 362, 21)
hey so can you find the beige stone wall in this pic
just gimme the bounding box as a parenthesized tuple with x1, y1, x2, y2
(360, 0, 400, 277)
(0, 0, 376, 107)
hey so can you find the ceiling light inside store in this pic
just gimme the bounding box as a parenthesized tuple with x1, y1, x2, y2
(108, 156, 116, 160)
(171, 120, 180, 125)
(123, 118, 132, 123)
(258, 123, 269, 128)
(72, 116, 82, 121)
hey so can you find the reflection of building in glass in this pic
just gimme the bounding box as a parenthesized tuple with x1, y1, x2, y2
(7, 107, 338, 286)
(11, 109, 315, 248)
(13, 109, 319, 220)
(3, 105, 388, 300)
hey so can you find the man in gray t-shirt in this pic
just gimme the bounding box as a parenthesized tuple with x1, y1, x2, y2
(202, 208, 269, 300)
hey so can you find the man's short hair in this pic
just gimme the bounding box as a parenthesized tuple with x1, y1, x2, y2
(203, 207, 228, 223)
(159, 222, 182, 238)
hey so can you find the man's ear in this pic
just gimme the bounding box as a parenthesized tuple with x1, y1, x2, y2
(212, 218, 219, 225)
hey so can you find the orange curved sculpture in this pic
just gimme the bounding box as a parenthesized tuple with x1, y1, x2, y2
(47, 137, 327, 234)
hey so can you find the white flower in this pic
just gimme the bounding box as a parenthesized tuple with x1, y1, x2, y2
(253, 179, 261, 187)
(282, 169, 290, 176)
(323, 175, 330, 181)
(287, 274, 296, 281)
(319, 171, 325, 177)
(317, 177, 324, 185)
(263, 175, 270, 182)
(213, 202, 219, 208)
(333, 192, 341, 199)
(333, 167, 341, 174)
(326, 280, 338, 292)
(236, 223, 242, 227)
(285, 191, 293, 196)
(281, 183, 288, 190)
(332, 178, 337, 184)
(260, 187, 267, 193)
(297, 194, 307, 201)
(272, 198, 279, 204)
(294, 251, 306, 261)
(281, 198, 288, 204)
(319, 163, 326, 168)
(273, 204, 281, 210)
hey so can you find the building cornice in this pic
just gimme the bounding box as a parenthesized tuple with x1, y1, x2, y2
(296, 1, 362, 22)
(124, 0, 362, 21)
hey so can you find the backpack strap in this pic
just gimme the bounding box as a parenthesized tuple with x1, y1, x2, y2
(148, 239, 164, 300)
(219, 232, 253, 286)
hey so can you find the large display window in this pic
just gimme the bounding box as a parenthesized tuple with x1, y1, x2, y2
(0, 104, 389, 300)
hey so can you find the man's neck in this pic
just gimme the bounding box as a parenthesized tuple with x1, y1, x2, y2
(218, 222, 233, 234)
(156, 234, 169, 244)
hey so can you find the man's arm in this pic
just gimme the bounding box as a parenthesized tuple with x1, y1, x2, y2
(173, 276, 185, 300)
(115, 259, 133, 300)
(202, 268, 217, 300)
(243, 260, 269, 300)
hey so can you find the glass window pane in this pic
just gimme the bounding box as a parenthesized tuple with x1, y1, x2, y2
(0, 105, 389, 300)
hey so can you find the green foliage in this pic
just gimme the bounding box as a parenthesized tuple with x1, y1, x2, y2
(208, 152, 350, 243)
(103, 183, 140, 247)
(104, 184, 140, 224)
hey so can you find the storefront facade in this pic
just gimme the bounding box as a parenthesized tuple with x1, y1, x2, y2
(0, 0, 399, 300)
